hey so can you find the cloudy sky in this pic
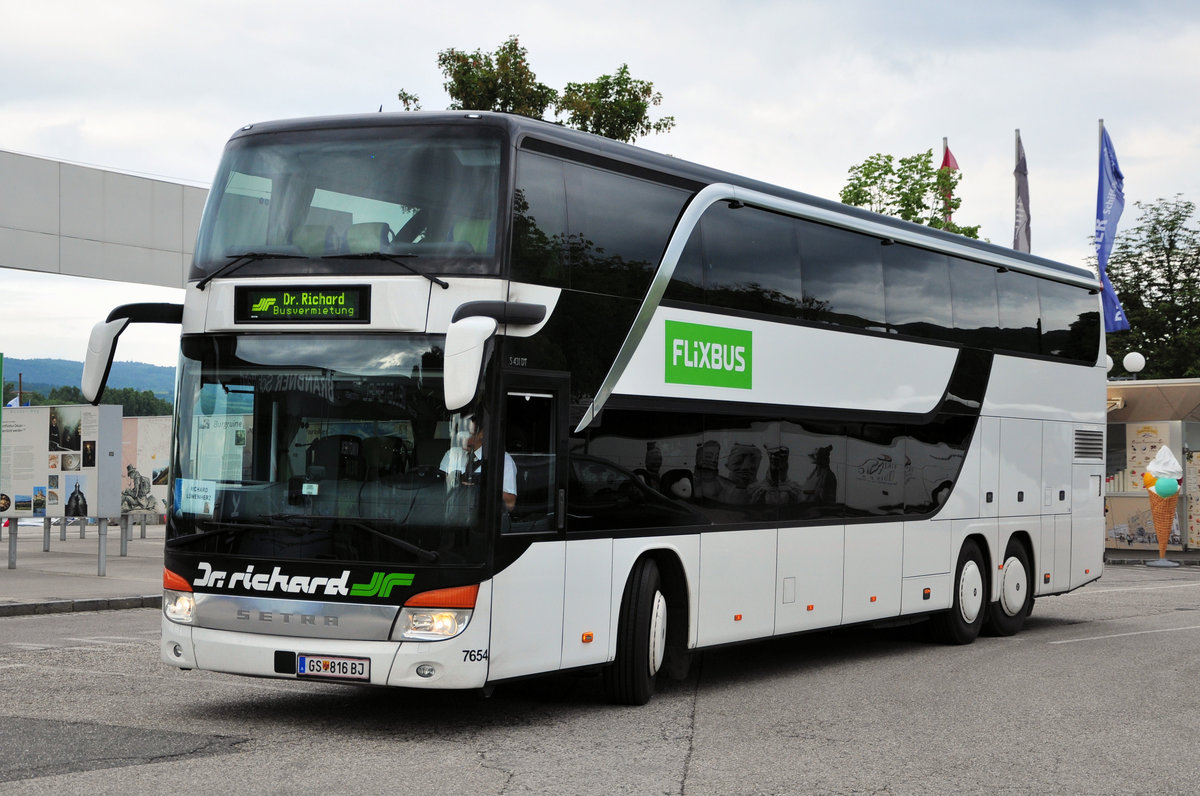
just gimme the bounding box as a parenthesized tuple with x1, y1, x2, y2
(2, 0, 1198, 368)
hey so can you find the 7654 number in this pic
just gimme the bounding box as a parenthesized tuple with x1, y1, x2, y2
(462, 649, 489, 663)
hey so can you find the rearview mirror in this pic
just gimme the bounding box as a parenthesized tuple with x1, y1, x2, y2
(443, 315, 497, 411)
(81, 303, 183, 404)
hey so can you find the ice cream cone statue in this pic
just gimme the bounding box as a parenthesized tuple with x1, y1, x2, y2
(1143, 446, 1182, 566)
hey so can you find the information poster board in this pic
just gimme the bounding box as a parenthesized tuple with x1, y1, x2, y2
(0, 405, 122, 518)
(122, 416, 171, 516)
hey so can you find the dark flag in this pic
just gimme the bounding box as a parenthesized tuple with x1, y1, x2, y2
(1095, 121, 1130, 332)
(1013, 130, 1031, 252)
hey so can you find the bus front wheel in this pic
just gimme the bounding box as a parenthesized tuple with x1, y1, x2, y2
(604, 557, 667, 706)
(930, 539, 986, 645)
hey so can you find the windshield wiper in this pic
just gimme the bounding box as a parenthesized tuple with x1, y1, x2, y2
(168, 519, 285, 547)
(197, 252, 305, 291)
(265, 514, 441, 563)
(326, 252, 449, 290)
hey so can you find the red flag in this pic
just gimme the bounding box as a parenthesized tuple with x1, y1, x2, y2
(941, 147, 959, 171)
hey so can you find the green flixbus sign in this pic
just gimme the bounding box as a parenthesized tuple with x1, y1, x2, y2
(664, 320, 752, 389)
(235, 285, 371, 324)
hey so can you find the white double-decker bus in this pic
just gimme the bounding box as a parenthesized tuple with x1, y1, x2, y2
(83, 112, 1106, 704)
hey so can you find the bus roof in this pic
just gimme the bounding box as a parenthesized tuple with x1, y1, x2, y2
(227, 111, 1097, 286)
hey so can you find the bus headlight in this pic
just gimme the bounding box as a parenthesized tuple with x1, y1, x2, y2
(396, 608, 472, 640)
(163, 589, 195, 624)
(393, 584, 479, 641)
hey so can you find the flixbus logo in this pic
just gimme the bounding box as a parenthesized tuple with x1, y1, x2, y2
(250, 297, 277, 312)
(665, 320, 752, 389)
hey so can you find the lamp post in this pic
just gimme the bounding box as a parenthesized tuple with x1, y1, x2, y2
(1106, 351, 1146, 380)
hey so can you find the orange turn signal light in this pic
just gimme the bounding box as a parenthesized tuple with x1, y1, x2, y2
(164, 568, 192, 592)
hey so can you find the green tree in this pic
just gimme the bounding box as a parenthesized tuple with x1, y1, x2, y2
(1, 382, 171, 416)
(1103, 195, 1200, 378)
(840, 150, 980, 238)
(557, 64, 675, 143)
(398, 36, 674, 144)
(423, 35, 558, 119)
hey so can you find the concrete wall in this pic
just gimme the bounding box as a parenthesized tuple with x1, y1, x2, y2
(0, 149, 208, 289)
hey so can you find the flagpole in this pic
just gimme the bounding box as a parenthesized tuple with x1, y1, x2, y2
(942, 137, 950, 224)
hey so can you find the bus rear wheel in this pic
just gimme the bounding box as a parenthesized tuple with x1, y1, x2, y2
(984, 538, 1032, 636)
(930, 539, 986, 645)
(604, 557, 667, 706)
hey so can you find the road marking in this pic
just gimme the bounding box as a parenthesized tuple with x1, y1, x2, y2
(1050, 623, 1200, 645)
(1081, 582, 1200, 595)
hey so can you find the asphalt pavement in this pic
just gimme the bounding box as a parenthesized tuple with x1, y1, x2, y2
(2, 516, 1199, 618)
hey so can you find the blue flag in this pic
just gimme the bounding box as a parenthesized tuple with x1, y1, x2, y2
(1095, 125, 1130, 331)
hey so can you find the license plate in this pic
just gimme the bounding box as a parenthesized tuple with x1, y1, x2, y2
(297, 654, 370, 681)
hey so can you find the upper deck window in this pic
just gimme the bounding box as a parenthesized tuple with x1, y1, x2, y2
(191, 125, 505, 280)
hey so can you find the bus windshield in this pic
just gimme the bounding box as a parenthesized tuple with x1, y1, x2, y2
(190, 125, 504, 279)
(168, 334, 487, 566)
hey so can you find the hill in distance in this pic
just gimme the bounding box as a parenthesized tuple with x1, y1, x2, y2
(2, 357, 174, 400)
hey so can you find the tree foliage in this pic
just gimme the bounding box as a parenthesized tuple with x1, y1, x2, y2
(435, 35, 558, 119)
(840, 150, 980, 238)
(1102, 195, 1200, 378)
(2, 382, 172, 416)
(398, 35, 674, 144)
(557, 64, 675, 142)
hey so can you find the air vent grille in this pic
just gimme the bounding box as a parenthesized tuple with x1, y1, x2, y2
(1074, 429, 1104, 461)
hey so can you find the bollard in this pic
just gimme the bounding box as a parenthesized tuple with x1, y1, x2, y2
(60, 517, 67, 542)
(119, 515, 129, 557)
(79, 516, 86, 539)
(7, 522, 14, 569)
(43, 517, 51, 552)
(97, 518, 107, 576)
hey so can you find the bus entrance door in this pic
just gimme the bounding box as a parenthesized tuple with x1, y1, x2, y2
(487, 375, 570, 681)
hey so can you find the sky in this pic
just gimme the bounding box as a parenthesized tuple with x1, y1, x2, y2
(2, 0, 1198, 369)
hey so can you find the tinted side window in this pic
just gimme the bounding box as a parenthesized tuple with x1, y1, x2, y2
(565, 163, 688, 297)
(511, 152, 567, 287)
(797, 222, 885, 330)
(697, 204, 804, 317)
(1039, 280, 1101, 363)
(883, 243, 952, 339)
(948, 258, 999, 349)
(995, 270, 1041, 354)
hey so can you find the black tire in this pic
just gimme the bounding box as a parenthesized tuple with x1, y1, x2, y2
(604, 557, 668, 705)
(984, 538, 1033, 636)
(930, 539, 986, 645)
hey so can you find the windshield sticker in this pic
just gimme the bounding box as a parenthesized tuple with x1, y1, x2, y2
(665, 320, 752, 389)
(175, 479, 216, 516)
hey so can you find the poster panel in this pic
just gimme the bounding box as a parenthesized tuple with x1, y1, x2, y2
(1, 405, 123, 518)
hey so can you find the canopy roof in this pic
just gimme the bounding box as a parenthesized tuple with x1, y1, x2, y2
(1107, 379, 1200, 423)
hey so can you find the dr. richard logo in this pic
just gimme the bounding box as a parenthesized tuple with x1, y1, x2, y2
(665, 320, 752, 389)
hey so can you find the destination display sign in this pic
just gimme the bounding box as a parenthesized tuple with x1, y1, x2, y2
(234, 285, 371, 324)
